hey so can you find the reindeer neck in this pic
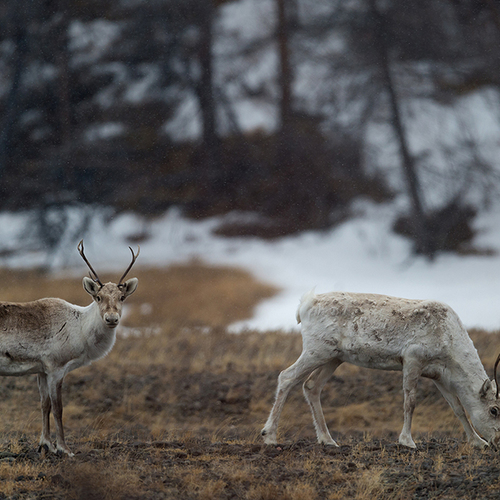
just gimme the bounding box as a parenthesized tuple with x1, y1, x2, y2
(447, 347, 489, 420)
(75, 302, 117, 362)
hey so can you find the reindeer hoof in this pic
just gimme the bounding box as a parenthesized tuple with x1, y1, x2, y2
(319, 439, 339, 447)
(56, 447, 74, 458)
(261, 432, 278, 445)
(398, 436, 417, 449)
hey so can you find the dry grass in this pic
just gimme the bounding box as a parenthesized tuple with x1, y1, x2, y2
(0, 262, 278, 329)
(0, 263, 498, 499)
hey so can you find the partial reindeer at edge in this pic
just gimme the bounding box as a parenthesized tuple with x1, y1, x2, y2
(262, 290, 500, 450)
(0, 240, 139, 456)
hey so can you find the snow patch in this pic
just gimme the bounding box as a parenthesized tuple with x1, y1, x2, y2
(1, 201, 500, 331)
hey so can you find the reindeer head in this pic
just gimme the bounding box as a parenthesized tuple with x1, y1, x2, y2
(476, 354, 500, 449)
(78, 240, 139, 328)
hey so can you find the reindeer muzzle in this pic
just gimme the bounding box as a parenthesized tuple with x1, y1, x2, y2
(104, 313, 120, 328)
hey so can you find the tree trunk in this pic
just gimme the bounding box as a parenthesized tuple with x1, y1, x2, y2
(196, 0, 221, 178)
(484, 0, 500, 32)
(276, 0, 293, 167)
(0, 1, 29, 182)
(368, 0, 432, 256)
(55, 10, 72, 147)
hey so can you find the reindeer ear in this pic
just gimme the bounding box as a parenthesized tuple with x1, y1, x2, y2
(480, 379, 493, 399)
(121, 278, 138, 298)
(83, 277, 100, 297)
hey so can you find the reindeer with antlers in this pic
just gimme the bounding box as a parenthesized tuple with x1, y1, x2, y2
(0, 240, 139, 456)
(262, 290, 500, 450)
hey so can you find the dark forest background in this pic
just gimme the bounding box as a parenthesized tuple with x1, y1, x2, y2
(2, 0, 500, 256)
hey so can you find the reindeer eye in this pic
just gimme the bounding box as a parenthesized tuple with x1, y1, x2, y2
(490, 407, 499, 418)
(96, 296, 101, 302)
(120, 296, 125, 302)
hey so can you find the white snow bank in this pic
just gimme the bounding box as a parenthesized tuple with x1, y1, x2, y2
(1, 200, 500, 332)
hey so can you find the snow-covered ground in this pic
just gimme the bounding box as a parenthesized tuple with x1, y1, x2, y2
(2, 199, 500, 332)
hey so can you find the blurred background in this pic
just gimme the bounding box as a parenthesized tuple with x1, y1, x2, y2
(2, 0, 500, 330)
(3, 0, 500, 254)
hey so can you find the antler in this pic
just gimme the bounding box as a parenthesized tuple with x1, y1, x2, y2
(495, 353, 500, 399)
(118, 245, 140, 286)
(77, 240, 103, 287)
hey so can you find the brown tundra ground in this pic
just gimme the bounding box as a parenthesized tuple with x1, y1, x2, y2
(0, 263, 499, 499)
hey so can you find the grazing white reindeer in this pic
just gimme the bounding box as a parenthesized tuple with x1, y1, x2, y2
(262, 290, 500, 449)
(0, 240, 139, 456)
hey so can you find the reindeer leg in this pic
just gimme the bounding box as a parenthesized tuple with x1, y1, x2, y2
(303, 359, 342, 446)
(261, 352, 324, 444)
(47, 372, 74, 457)
(399, 359, 421, 448)
(37, 374, 56, 453)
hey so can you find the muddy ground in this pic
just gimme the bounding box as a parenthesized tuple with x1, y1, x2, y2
(2, 428, 500, 499)
(0, 265, 499, 499)
(1, 363, 500, 500)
